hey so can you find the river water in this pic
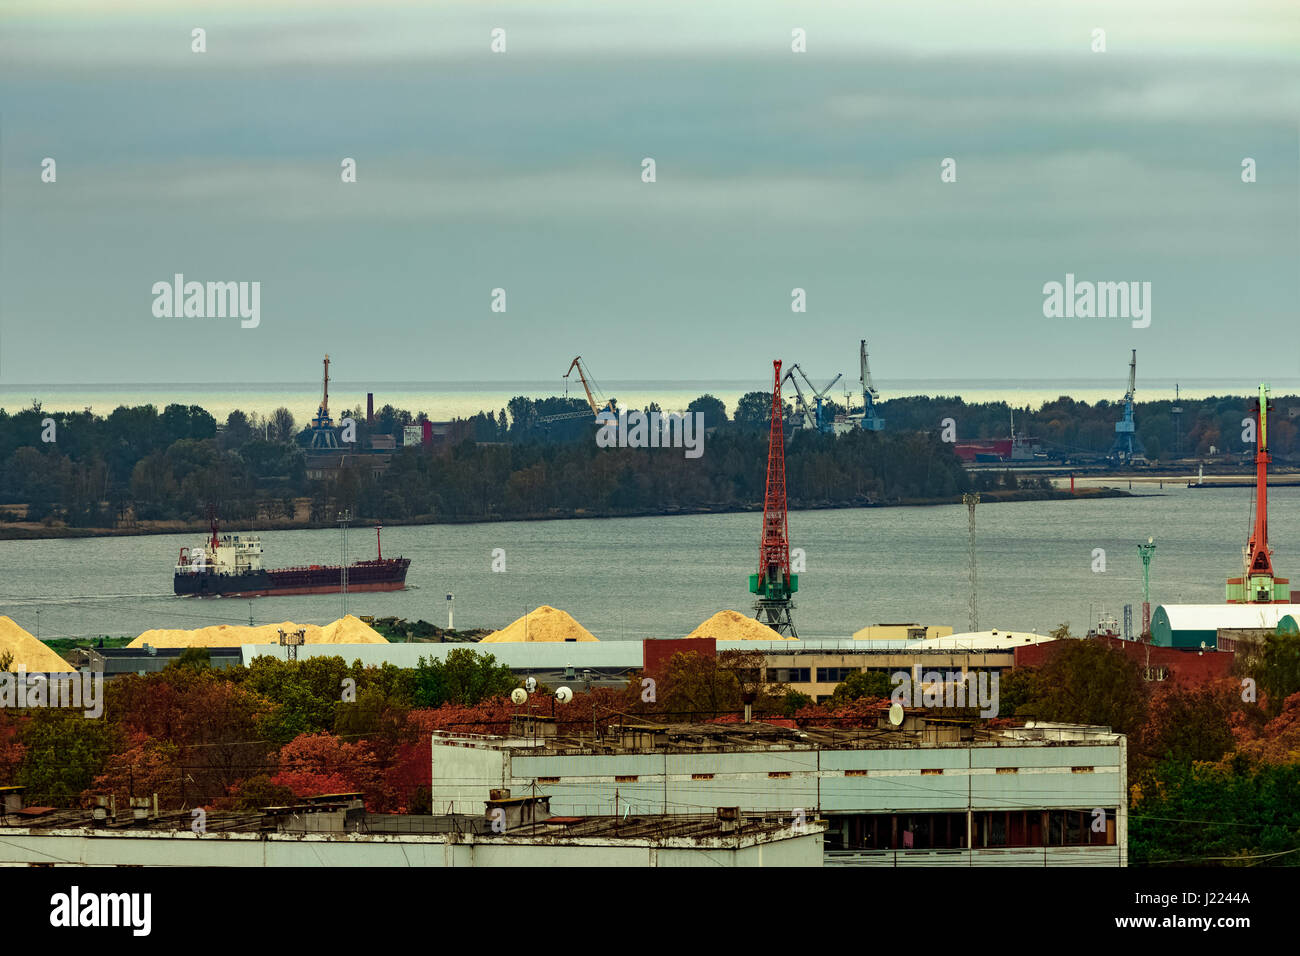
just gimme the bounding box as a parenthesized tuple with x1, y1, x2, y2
(0, 485, 1293, 641)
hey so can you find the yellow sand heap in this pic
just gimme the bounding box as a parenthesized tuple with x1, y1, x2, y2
(685, 609, 797, 641)
(481, 605, 598, 643)
(127, 614, 388, 648)
(0, 616, 76, 673)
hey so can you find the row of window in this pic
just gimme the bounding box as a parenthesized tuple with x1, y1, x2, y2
(769, 666, 1005, 685)
(825, 810, 1118, 851)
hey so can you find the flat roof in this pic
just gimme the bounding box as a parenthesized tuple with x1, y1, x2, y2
(436, 718, 1119, 755)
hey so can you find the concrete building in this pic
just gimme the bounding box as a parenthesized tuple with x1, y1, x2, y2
(430, 716, 1127, 867)
(0, 790, 820, 868)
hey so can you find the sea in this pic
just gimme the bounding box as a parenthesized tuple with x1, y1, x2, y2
(0, 485, 1293, 642)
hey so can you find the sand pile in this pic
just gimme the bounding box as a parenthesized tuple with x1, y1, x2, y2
(0, 616, 76, 672)
(128, 614, 388, 648)
(685, 609, 797, 641)
(481, 606, 598, 643)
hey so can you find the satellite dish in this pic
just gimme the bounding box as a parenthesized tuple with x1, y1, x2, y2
(510, 688, 527, 705)
(525, 676, 537, 693)
(888, 703, 904, 726)
(555, 686, 573, 704)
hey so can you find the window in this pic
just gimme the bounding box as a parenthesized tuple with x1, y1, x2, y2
(614, 775, 638, 783)
(817, 667, 858, 683)
(977, 810, 1116, 848)
(767, 668, 811, 683)
(840, 813, 968, 850)
(691, 773, 714, 781)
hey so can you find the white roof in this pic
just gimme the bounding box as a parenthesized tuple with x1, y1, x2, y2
(912, 630, 1056, 651)
(1156, 604, 1300, 630)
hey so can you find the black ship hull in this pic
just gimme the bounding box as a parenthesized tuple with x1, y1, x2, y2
(174, 558, 410, 597)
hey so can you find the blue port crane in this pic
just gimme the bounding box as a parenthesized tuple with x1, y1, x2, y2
(784, 364, 842, 432)
(850, 339, 885, 432)
(1109, 349, 1143, 464)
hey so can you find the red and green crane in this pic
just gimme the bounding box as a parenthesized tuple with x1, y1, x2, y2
(1228, 384, 1291, 603)
(750, 360, 798, 636)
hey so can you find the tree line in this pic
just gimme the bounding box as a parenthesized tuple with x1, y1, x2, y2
(3, 387, 1279, 528)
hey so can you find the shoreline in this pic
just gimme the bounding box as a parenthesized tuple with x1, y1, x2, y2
(0, 487, 1129, 541)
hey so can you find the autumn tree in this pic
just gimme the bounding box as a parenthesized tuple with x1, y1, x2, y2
(1028, 638, 1150, 740)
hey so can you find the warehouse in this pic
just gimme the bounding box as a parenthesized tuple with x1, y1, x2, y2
(1149, 604, 1300, 649)
(0, 790, 820, 868)
(430, 715, 1126, 867)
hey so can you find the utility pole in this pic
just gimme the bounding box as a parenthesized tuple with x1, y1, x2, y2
(1138, 537, 1156, 637)
(337, 509, 351, 617)
(963, 492, 980, 632)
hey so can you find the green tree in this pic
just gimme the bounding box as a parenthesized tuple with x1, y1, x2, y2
(17, 709, 120, 806)
(830, 670, 893, 703)
(1257, 632, 1300, 716)
(1031, 639, 1150, 738)
(687, 394, 728, 429)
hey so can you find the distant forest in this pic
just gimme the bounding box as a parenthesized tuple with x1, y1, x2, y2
(0, 389, 1289, 529)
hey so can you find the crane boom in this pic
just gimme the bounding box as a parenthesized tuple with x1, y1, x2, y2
(563, 356, 614, 417)
(783, 368, 816, 430)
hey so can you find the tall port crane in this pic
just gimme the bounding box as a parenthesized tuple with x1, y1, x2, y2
(310, 353, 340, 449)
(750, 360, 798, 636)
(564, 356, 616, 418)
(790, 365, 842, 432)
(538, 356, 618, 425)
(1109, 349, 1142, 464)
(781, 367, 817, 430)
(1227, 384, 1291, 603)
(847, 339, 885, 432)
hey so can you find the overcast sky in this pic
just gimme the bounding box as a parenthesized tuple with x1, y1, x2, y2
(1, 0, 1296, 387)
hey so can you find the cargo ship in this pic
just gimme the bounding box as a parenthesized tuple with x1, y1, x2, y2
(174, 521, 410, 597)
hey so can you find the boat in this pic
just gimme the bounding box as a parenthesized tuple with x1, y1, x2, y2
(174, 520, 409, 597)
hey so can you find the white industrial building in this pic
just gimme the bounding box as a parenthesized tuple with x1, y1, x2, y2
(0, 792, 821, 867)
(431, 717, 1127, 867)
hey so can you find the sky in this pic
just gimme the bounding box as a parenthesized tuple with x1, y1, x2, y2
(0, 0, 1297, 390)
